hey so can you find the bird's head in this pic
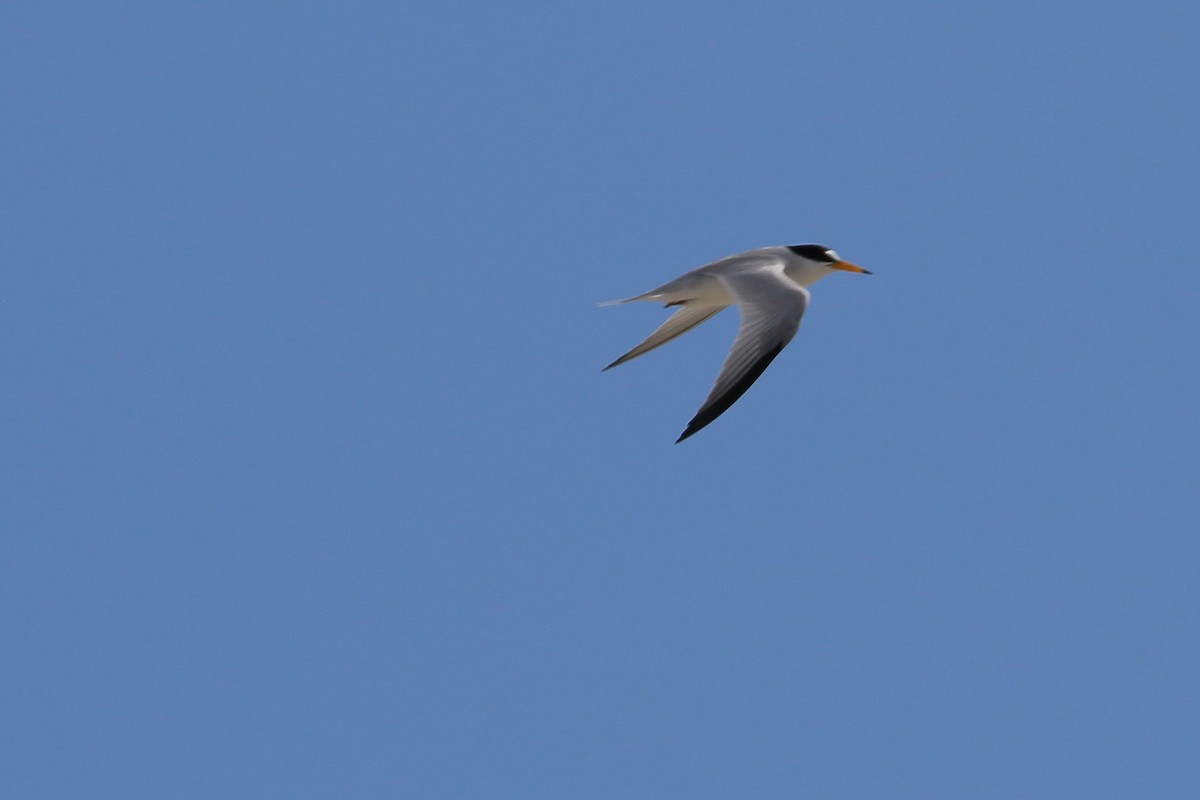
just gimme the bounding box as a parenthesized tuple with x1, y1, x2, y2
(786, 244, 871, 284)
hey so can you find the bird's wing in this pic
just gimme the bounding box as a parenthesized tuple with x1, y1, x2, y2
(603, 304, 728, 370)
(676, 264, 809, 442)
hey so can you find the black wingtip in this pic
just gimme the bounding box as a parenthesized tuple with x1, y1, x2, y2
(674, 412, 711, 444)
(672, 341, 787, 443)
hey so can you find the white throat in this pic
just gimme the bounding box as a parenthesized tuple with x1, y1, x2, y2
(785, 259, 834, 287)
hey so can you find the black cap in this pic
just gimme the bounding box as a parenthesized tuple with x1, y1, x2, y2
(786, 244, 836, 263)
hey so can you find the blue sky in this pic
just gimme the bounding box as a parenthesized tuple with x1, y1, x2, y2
(4, 2, 1199, 797)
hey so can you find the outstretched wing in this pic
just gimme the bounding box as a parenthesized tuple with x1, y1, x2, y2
(603, 304, 728, 370)
(676, 265, 809, 442)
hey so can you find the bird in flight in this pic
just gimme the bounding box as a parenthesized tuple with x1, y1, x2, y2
(602, 244, 871, 442)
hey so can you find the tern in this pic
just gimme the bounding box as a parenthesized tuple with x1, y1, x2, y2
(602, 244, 871, 442)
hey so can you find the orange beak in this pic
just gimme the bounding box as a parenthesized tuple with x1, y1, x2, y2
(832, 260, 872, 275)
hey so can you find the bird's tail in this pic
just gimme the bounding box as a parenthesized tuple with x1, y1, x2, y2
(597, 295, 641, 307)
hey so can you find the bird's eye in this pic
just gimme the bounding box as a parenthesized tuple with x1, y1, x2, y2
(824, 249, 840, 262)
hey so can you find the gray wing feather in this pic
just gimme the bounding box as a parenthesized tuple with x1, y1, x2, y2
(604, 304, 727, 370)
(677, 265, 809, 441)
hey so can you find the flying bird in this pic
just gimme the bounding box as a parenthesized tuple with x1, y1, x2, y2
(602, 244, 871, 442)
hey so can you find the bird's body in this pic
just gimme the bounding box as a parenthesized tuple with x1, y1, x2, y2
(602, 244, 870, 442)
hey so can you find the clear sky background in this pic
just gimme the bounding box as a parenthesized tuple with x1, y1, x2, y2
(4, 2, 1199, 798)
